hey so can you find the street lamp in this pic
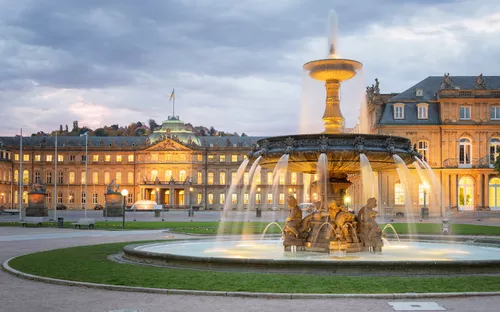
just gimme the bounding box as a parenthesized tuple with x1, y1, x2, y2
(421, 182, 430, 220)
(344, 196, 351, 211)
(80, 132, 89, 218)
(121, 189, 128, 230)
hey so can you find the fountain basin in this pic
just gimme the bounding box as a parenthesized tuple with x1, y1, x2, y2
(303, 59, 362, 81)
(249, 134, 418, 174)
(123, 238, 500, 276)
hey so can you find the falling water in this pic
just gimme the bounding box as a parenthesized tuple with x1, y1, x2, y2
(415, 157, 442, 217)
(303, 173, 312, 203)
(360, 154, 378, 205)
(393, 155, 416, 235)
(268, 154, 290, 211)
(241, 162, 262, 238)
(317, 153, 328, 211)
(217, 158, 250, 239)
(260, 222, 283, 240)
(381, 224, 401, 242)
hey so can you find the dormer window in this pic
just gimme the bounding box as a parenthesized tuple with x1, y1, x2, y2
(417, 103, 429, 119)
(416, 89, 424, 97)
(394, 103, 405, 119)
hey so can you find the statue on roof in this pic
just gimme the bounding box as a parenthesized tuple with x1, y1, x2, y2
(365, 78, 380, 105)
(440, 73, 454, 90)
(106, 180, 120, 193)
(475, 73, 487, 90)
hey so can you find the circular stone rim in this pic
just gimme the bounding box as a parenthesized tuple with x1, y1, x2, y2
(122, 238, 500, 276)
(303, 58, 363, 72)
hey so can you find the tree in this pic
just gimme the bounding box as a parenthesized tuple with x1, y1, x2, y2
(148, 119, 159, 131)
(65, 125, 69, 133)
(209, 126, 216, 136)
(241, 132, 247, 137)
(59, 125, 63, 133)
(94, 128, 106, 136)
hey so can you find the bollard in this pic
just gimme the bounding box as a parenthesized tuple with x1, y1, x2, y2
(442, 219, 451, 234)
(256, 208, 262, 218)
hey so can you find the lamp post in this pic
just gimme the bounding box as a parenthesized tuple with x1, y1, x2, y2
(344, 196, 351, 211)
(80, 132, 89, 218)
(121, 189, 128, 230)
(421, 183, 429, 220)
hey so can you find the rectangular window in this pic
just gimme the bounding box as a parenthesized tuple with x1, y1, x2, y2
(92, 193, 98, 205)
(58, 172, 64, 184)
(208, 193, 214, 205)
(93, 155, 99, 162)
(69, 172, 75, 184)
(220, 193, 225, 205)
(197, 154, 202, 162)
(57, 192, 63, 204)
(57, 155, 63, 162)
(417, 105, 428, 119)
(197, 193, 202, 204)
(267, 194, 273, 204)
(279, 193, 285, 205)
(46, 193, 51, 205)
(244, 193, 249, 204)
(81, 155, 86, 163)
(197, 172, 202, 184)
(69, 193, 75, 204)
(267, 172, 273, 185)
(128, 172, 134, 184)
(279, 173, 285, 185)
(92, 172, 99, 184)
(460, 106, 471, 120)
(255, 171, 261, 185)
(81, 192, 86, 204)
(417, 141, 429, 162)
(81, 172, 86, 184)
(14, 154, 19, 161)
(231, 172, 236, 184)
(394, 183, 405, 205)
(46, 171, 52, 184)
(127, 194, 133, 204)
(231, 155, 238, 162)
(151, 154, 158, 162)
(116, 172, 122, 184)
(255, 193, 261, 204)
(491, 106, 500, 120)
(208, 155, 214, 162)
(34, 155, 41, 162)
(70, 155, 76, 162)
(418, 184, 430, 205)
(243, 172, 249, 185)
(219, 172, 226, 185)
(394, 105, 404, 119)
(105, 155, 111, 162)
(46, 155, 53, 162)
(116, 155, 122, 162)
(104, 172, 110, 184)
(128, 154, 134, 162)
(231, 193, 237, 204)
(291, 172, 297, 185)
(219, 155, 226, 162)
(208, 172, 214, 185)
(23, 154, 29, 161)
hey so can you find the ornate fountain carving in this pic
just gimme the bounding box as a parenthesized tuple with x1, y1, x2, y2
(385, 137, 396, 155)
(284, 137, 295, 154)
(353, 135, 365, 155)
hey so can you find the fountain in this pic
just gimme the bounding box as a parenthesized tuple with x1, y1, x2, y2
(122, 11, 500, 275)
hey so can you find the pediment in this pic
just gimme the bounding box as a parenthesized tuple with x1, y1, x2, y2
(145, 138, 192, 151)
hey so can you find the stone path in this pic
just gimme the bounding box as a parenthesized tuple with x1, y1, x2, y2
(0, 227, 499, 312)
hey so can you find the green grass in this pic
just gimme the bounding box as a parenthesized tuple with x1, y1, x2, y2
(8, 241, 500, 293)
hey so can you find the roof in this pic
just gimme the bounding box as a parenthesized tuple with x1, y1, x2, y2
(388, 76, 500, 102)
(379, 102, 441, 125)
(199, 136, 265, 148)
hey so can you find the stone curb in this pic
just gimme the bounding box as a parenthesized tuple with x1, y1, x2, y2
(3, 256, 500, 299)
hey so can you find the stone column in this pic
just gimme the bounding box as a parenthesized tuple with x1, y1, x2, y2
(476, 174, 483, 210)
(322, 80, 343, 134)
(169, 188, 174, 206)
(484, 173, 490, 209)
(450, 174, 458, 208)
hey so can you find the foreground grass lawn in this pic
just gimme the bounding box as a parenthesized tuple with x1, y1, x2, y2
(8, 241, 500, 294)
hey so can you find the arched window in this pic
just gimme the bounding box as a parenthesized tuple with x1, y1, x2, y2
(22, 170, 29, 184)
(179, 170, 186, 182)
(244, 192, 249, 204)
(267, 172, 273, 185)
(418, 183, 430, 205)
(243, 172, 249, 185)
(164, 190, 170, 205)
(69, 171, 75, 184)
(459, 138, 472, 167)
(232, 193, 238, 204)
(207, 172, 214, 185)
(219, 171, 226, 185)
(394, 183, 405, 205)
(417, 140, 429, 162)
(197, 171, 202, 184)
(165, 170, 172, 181)
(458, 176, 474, 210)
(489, 178, 500, 211)
(220, 193, 225, 204)
(13, 169, 18, 183)
(178, 190, 184, 205)
(151, 170, 158, 181)
(489, 138, 500, 166)
(208, 193, 214, 205)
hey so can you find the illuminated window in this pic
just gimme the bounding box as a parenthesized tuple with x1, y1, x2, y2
(291, 172, 297, 185)
(208, 155, 214, 162)
(46, 155, 53, 162)
(14, 154, 19, 161)
(104, 172, 110, 184)
(23, 191, 28, 203)
(165, 170, 172, 181)
(208, 193, 213, 205)
(23, 154, 29, 162)
(489, 178, 500, 209)
(93, 155, 99, 162)
(394, 183, 405, 205)
(267, 172, 273, 185)
(219, 171, 226, 185)
(490, 138, 500, 166)
(279, 173, 285, 185)
(116, 172, 122, 184)
(128, 172, 134, 184)
(243, 172, 249, 185)
(418, 183, 430, 205)
(267, 194, 273, 204)
(34, 155, 41, 162)
(14, 169, 18, 183)
(459, 138, 472, 166)
(14, 190, 18, 204)
(81, 171, 86, 184)
(220, 193, 225, 204)
(313, 173, 318, 181)
(105, 155, 111, 162)
(279, 193, 285, 204)
(116, 155, 122, 162)
(197, 154, 202, 162)
(197, 171, 202, 184)
(128, 154, 134, 162)
(151, 170, 158, 180)
(458, 176, 474, 210)
(69, 171, 75, 184)
(231, 171, 236, 184)
(231, 193, 238, 204)
(208, 172, 214, 185)
(22, 170, 29, 184)
(219, 155, 226, 162)
(92, 172, 99, 184)
(58, 155, 63, 162)
(417, 140, 429, 162)
(231, 155, 238, 162)
(69, 192, 75, 204)
(255, 171, 261, 185)
(255, 193, 261, 204)
(179, 170, 187, 181)
(244, 193, 249, 204)
(197, 193, 202, 204)
(151, 154, 158, 162)
(46, 171, 52, 184)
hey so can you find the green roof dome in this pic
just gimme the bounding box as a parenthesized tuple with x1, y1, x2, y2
(149, 116, 200, 145)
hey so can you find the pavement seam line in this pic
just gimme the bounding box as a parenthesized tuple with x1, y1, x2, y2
(3, 256, 500, 299)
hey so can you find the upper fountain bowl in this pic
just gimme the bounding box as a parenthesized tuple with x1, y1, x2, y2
(248, 133, 420, 175)
(303, 59, 362, 82)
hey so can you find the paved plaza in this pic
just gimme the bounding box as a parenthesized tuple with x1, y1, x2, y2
(0, 225, 499, 312)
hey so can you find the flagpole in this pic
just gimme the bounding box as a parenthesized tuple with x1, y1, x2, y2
(54, 131, 58, 221)
(173, 88, 175, 117)
(19, 129, 22, 221)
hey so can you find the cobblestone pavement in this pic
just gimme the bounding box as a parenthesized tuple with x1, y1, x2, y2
(1, 227, 500, 312)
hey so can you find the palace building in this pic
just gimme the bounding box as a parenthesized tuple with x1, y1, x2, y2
(1, 74, 500, 216)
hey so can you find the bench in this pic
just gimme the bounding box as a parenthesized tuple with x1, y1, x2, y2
(72, 218, 96, 229)
(19, 217, 45, 227)
(1, 209, 20, 215)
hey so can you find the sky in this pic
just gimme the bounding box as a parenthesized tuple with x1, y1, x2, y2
(1, 0, 500, 136)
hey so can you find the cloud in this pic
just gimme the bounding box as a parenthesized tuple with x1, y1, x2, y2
(0, 0, 499, 137)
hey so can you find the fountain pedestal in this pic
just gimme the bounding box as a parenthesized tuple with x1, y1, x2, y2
(26, 184, 48, 217)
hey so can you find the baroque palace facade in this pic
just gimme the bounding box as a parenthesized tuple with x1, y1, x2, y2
(1, 74, 500, 216)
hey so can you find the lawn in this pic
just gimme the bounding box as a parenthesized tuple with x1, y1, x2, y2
(8, 241, 500, 294)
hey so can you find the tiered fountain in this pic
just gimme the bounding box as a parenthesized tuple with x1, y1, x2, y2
(123, 12, 500, 275)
